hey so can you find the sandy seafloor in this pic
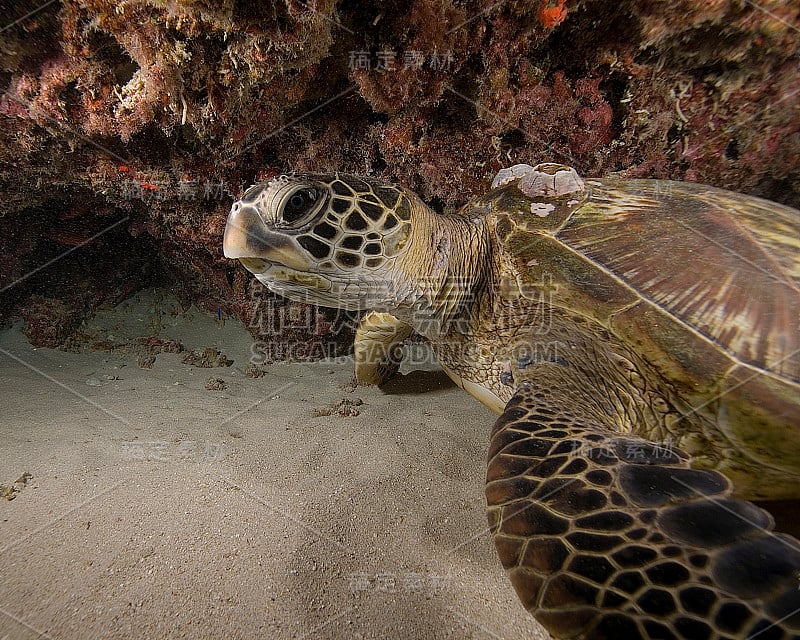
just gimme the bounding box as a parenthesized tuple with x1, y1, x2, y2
(0, 288, 548, 640)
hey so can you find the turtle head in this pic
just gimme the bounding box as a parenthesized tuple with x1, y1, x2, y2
(223, 173, 417, 310)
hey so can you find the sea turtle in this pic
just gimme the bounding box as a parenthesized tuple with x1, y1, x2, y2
(222, 163, 800, 639)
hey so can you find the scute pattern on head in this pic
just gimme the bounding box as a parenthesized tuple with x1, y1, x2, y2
(230, 173, 413, 273)
(294, 173, 413, 271)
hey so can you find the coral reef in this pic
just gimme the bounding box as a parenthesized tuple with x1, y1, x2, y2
(1, 0, 798, 352)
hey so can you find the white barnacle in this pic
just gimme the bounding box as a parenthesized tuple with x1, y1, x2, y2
(491, 164, 535, 189)
(531, 202, 556, 217)
(519, 164, 584, 198)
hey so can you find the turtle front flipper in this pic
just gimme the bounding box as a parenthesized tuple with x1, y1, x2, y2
(487, 373, 800, 639)
(354, 311, 413, 385)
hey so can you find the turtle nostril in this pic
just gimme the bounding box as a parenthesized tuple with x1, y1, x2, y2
(224, 204, 268, 258)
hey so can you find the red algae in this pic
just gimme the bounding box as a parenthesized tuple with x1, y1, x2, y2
(1, 0, 798, 350)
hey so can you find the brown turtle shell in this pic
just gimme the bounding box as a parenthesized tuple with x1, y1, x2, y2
(488, 176, 800, 496)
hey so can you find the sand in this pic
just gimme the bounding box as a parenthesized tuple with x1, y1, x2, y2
(0, 288, 548, 640)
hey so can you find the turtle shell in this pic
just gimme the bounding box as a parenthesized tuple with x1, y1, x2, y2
(487, 171, 800, 496)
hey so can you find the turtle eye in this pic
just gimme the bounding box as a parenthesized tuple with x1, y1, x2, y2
(279, 187, 321, 227)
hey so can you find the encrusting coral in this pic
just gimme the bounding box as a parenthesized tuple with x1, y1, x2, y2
(1, 0, 798, 351)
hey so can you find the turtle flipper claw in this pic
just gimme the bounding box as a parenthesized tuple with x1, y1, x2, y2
(354, 311, 413, 386)
(487, 384, 800, 640)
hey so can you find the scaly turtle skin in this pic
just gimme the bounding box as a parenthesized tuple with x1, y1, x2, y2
(223, 164, 800, 640)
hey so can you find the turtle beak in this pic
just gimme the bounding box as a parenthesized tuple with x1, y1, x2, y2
(223, 200, 311, 272)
